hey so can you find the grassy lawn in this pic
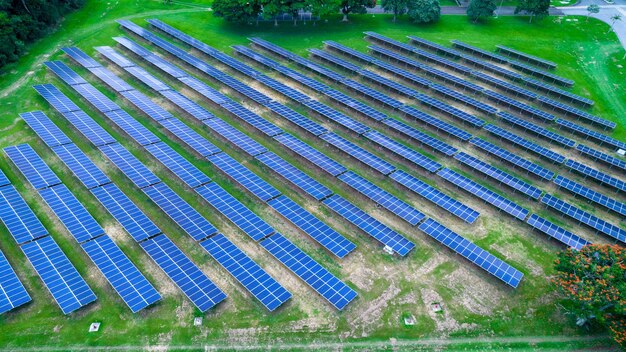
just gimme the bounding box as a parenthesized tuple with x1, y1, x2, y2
(0, 1, 624, 350)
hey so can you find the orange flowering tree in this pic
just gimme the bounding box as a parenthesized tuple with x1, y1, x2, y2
(553, 244, 626, 348)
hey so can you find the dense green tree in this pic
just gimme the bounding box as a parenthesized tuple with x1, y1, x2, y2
(340, 0, 375, 21)
(408, 0, 440, 23)
(514, 0, 549, 22)
(553, 245, 626, 349)
(306, 0, 341, 23)
(212, 0, 263, 24)
(466, 0, 496, 22)
(381, 0, 409, 22)
(0, 0, 85, 68)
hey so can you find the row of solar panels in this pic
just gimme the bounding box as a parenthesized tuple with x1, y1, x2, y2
(41, 57, 357, 311)
(95, 34, 419, 261)
(237, 37, 626, 249)
(137, 20, 485, 227)
(4, 143, 163, 313)
(117, 19, 620, 288)
(370, 32, 616, 131)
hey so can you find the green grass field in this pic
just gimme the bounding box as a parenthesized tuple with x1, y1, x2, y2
(0, 1, 624, 350)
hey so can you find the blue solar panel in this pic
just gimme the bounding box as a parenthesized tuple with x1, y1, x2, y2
(103, 109, 161, 146)
(483, 90, 555, 121)
(0, 169, 9, 187)
(61, 110, 117, 147)
(265, 101, 328, 136)
(140, 234, 226, 311)
(21, 111, 73, 148)
(21, 236, 96, 314)
(470, 138, 555, 181)
(200, 233, 291, 311)
(269, 195, 356, 258)
(4, 144, 62, 190)
(62, 47, 102, 68)
(415, 93, 485, 128)
(418, 218, 524, 288)
(71, 83, 120, 113)
(509, 61, 574, 86)
(160, 90, 216, 122)
(407, 36, 463, 59)
(90, 183, 161, 242)
(300, 99, 370, 135)
(44, 61, 89, 86)
(81, 235, 161, 312)
(455, 152, 542, 199)
(309, 48, 363, 73)
(542, 194, 626, 244)
(471, 71, 537, 100)
(143, 182, 217, 241)
(119, 90, 174, 121)
(338, 171, 425, 226)
(96, 45, 137, 68)
(556, 119, 626, 151)
(145, 142, 211, 189)
(178, 76, 229, 105)
(323, 194, 415, 256)
(390, 170, 480, 223)
(274, 133, 346, 177)
(208, 153, 281, 202)
(538, 96, 614, 129)
(98, 143, 160, 189)
(429, 84, 497, 115)
(399, 105, 472, 141)
(320, 133, 396, 175)
(125, 65, 172, 92)
(522, 77, 592, 107)
(0, 249, 31, 314)
(497, 112, 575, 148)
(451, 41, 509, 64)
(202, 118, 268, 157)
(256, 152, 332, 201)
(260, 233, 357, 310)
(33, 84, 81, 114)
(342, 79, 404, 108)
(113, 36, 154, 58)
(382, 118, 457, 156)
(363, 131, 441, 173)
(526, 214, 589, 250)
(576, 144, 626, 172)
(0, 186, 48, 244)
(51, 144, 110, 190)
(496, 45, 557, 69)
(461, 54, 522, 81)
(565, 159, 626, 192)
(554, 175, 626, 217)
(39, 184, 105, 243)
(323, 89, 389, 121)
(437, 168, 529, 221)
(221, 102, 284, 137)
(88, 66, 136, 93)
(195, 182, 275, 241)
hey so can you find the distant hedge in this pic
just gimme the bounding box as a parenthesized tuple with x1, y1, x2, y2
(0, 0, 85, 68)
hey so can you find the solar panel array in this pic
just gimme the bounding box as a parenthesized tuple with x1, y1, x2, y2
(5, 143, 162, 313)
(484, 124, 565, 164)
(554, 175, 626, 217)
(497, 112, 575, 148)
(454, 152, 542, 199)
(556, 119, 626, 151)
(539, 96, 614, 129)
(565, 159, 626, 192)
(418, 219, 524, 288)
(576, 144, 626, 172)
(496, 45, 557, 69)
(0, 249, 31, 314)
(0, 185, 49, 244)
(526, 214, 589, 250)
(437, 168, 529, 221)
(541, 194, 626, 244)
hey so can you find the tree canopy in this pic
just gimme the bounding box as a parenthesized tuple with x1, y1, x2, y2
(381, 0, 409, 22)
(466, 0, 496, 22)
(514, 0, 549, 22)
(408, 0, 440, 23)
(0, 0, 85, 68)
(212, 0, 263, 24)
(553, 244, 626, 348)
(340, 0, 375, 21)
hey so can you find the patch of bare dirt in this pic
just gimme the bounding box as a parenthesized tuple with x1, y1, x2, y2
(420, 288, 477, 335)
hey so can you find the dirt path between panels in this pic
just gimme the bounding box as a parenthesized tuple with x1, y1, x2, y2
(0, 6, 210, 99)
(2, 335, 613, 351)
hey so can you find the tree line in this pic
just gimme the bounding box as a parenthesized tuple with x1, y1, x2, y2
(0, 0, 85, 68)
(212, 0, 441, 24)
